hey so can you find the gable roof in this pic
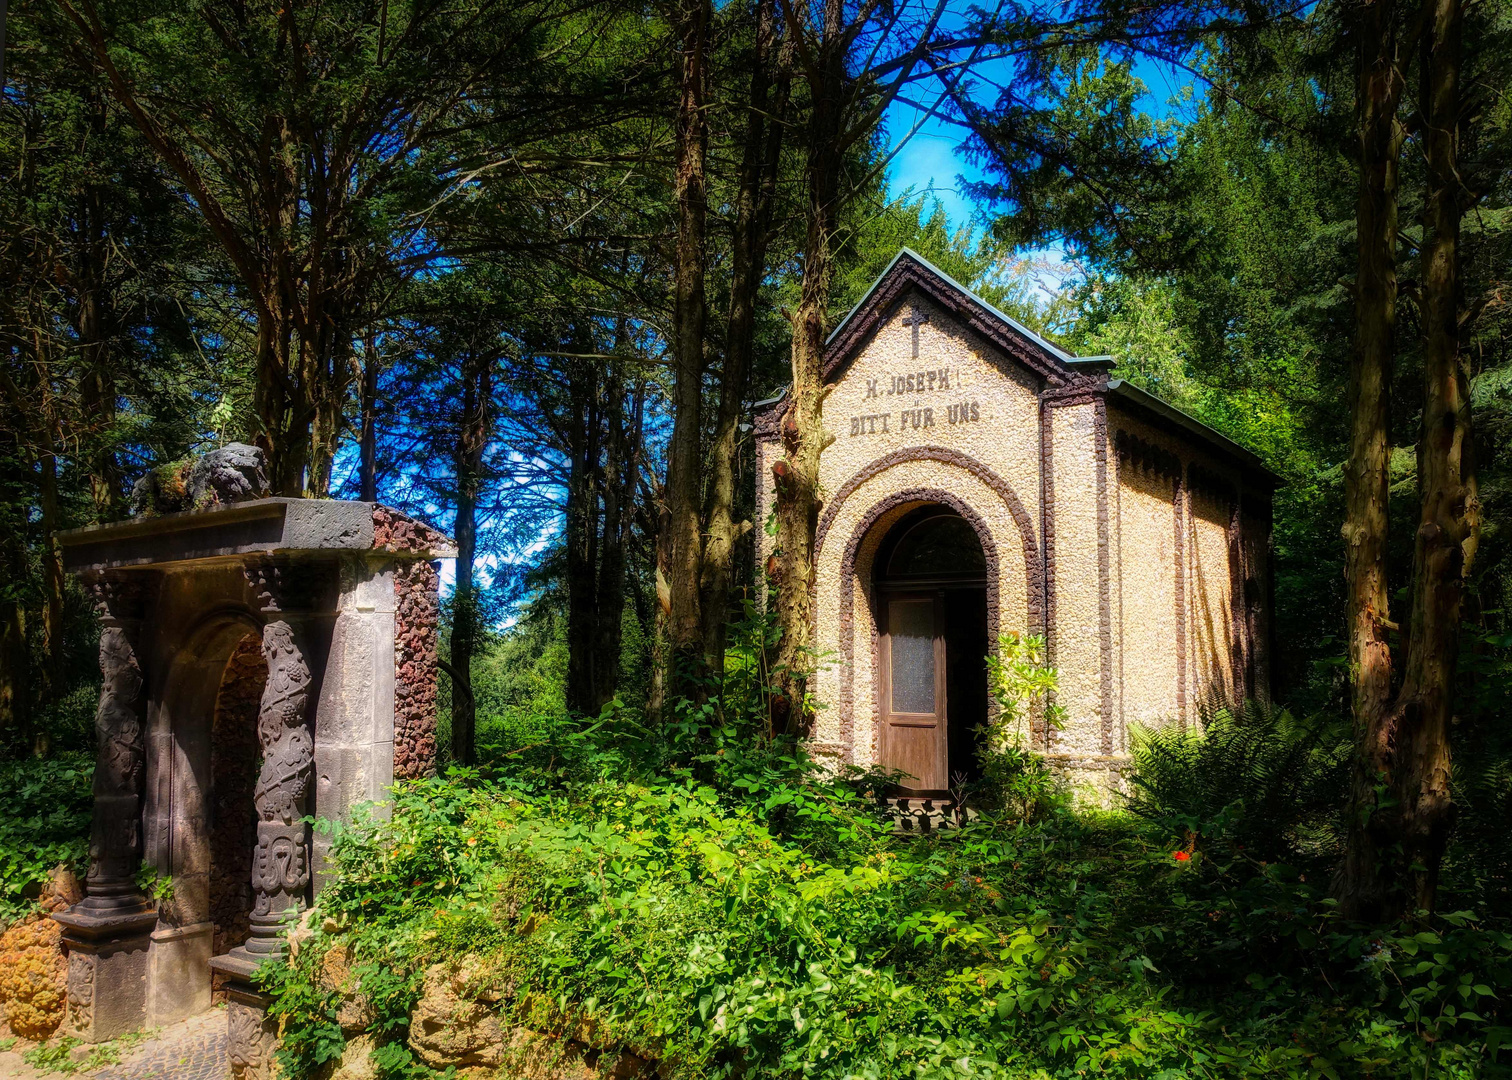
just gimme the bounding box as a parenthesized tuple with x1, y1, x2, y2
(755, 248, 1279, 485)
(821, 248, 1091, 386)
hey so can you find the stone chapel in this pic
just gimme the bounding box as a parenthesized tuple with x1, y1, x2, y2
(754, 249, 1278, 795)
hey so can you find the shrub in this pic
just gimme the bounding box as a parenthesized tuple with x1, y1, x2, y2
(1125, 705, 1350, 865)
(0, 753, 92, 924)
(262, 701, 1512, 1080)
(260, 613, 1512, 1080)
(981, 632, 1066, 820)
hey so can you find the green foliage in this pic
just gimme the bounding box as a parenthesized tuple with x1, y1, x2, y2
(21, 1037, 85, 1075)
(28, 682, 102, 759)
(965, 48, 1179, 270)
(0, 752, 92, 923)
(617, 601, 651, 712)
(980, 633, 1066, 820)
(134, 863, 176, 906)
(263, 689, 1512, 1080)
(451, 600, 571, 760)
(985, 632, 1065, 745)
(834, 198, 1070, 339)
(1441, 622, 1512, 914)
(1126, 707, 1350, 866)
(20, 1029, 148, 1074)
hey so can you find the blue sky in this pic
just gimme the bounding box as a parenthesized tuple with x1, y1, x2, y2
(882, 55, 1197, 234)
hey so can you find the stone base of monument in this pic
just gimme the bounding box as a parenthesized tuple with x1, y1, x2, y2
(53, 904, 159, 1043)
(212, 950, 280, 1080)
(148, 921, 215, 1027)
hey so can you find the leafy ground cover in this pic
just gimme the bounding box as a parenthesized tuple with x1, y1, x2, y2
(263, 708, 1512, 1080)
(0, 753, 92, 924)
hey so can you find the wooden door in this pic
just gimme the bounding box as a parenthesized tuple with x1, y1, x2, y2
(879, 592, 947, 791)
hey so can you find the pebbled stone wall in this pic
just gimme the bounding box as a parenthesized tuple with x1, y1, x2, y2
(394, 558, 440, 780)
(1110, 453, 1181, 743)
(1045, 400, 1106, 757)
(1189, 484, 1240, 714)
(371, 505, 446, 780)
(373, 505, 452, 555)
(1108, 406, 1261, 740)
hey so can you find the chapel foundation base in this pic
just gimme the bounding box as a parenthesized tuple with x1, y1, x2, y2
(1045, 753, 1132, 808)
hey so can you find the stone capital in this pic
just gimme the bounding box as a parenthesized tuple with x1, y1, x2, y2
(242, 555, 332, 616)
(79, 569, 159, 628)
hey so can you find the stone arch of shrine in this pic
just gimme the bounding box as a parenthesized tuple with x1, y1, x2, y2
(51, 489, 453, 1076)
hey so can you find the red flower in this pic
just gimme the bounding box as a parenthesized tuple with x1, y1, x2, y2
(1172, 851, 1191, 862)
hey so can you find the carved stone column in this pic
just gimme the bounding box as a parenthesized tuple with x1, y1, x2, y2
(214, 557, 323, 1080)
(53, 571, 160, 1042)
(246, 615, 314, 954)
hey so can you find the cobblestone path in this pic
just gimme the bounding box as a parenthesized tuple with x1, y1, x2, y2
(0, 1010, 229, 1080)
(96, 1010, 228, 1080)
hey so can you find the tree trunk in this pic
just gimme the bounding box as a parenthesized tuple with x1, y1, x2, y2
(76, 102, 123, 520)
(254, 307, 312, 497)
(0, 437, 30, 750)
(360, 323, 380, 502)
(1336, 0, 1408, 921)
(591, 365, 640, 713)
(37, 446, 65, 751)
(1379, 0, 1473, 915)
(450, 351, 491, 765)
(307, 352, 345, 499)
(701, 0, 790, 676)
(771, 0, 846, 735)
(656, 0, 713, 711)
(565, 358, 604, 716)
(0, 597, 26, 753)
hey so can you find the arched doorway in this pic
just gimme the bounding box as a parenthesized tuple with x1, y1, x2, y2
(873, 507, 989, 795)
(208, 632, 265, 974)
(143, 610, 267, 1022)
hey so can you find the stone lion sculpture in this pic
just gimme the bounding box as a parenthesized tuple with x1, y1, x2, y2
(130, 443, 271, 515)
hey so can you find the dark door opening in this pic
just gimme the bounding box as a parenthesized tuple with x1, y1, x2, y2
(875, 507, 989, 796)
(944, 588, 988, 790)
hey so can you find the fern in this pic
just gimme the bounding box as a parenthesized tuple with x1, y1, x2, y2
(1125, 705, 1350, 864)
(1444, 722, 1512, 914)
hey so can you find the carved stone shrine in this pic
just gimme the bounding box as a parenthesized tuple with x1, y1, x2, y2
(52, 458, 453, 1078)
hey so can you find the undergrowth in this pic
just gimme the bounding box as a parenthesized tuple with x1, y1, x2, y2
(0, 752, 91, 923)
(20, 1029, 151, 1075)
(262, 697, 1512, 1080)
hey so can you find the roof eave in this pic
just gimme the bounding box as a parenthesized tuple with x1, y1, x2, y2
(1106, 379, 1282, 486)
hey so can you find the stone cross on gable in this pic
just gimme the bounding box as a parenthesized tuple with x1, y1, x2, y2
(902, 301, 930, 359)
